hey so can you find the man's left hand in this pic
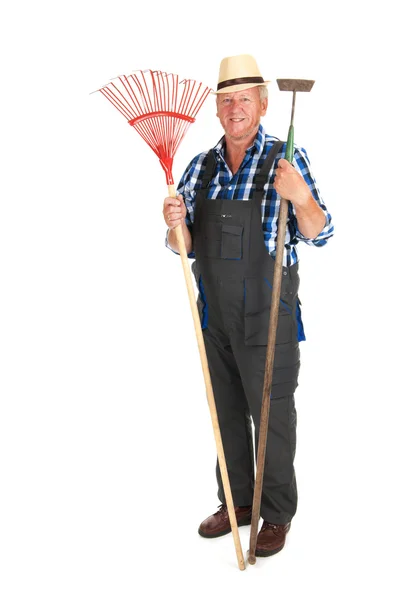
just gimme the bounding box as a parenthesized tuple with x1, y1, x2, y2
(274, 158, 312, 208)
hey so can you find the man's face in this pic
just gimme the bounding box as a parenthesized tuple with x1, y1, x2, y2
(216, 86, 268, 142)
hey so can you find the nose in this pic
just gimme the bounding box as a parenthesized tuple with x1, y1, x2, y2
(228, 98, 244, 112)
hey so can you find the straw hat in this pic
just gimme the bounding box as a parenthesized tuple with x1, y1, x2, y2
(215, 54, 270, 94)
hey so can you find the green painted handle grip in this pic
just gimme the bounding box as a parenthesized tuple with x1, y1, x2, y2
(285, 124, 294, 163)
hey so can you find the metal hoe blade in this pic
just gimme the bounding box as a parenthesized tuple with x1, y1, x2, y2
(276, 78, 315, 92)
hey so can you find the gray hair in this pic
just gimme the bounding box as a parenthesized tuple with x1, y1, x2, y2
(216, 85, 269, 104)
(259, 85, 269, 100)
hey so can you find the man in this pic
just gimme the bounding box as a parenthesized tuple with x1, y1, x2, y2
(163, 54, 333, 557)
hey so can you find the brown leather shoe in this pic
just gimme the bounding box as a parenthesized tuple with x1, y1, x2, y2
(255, 521, 291, 557)
(198, 504, 252, 538)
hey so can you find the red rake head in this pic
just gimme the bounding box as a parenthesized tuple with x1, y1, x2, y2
(95, 70, 212, 185)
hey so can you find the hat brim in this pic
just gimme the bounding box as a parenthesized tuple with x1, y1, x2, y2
(212, 81, 270, 95)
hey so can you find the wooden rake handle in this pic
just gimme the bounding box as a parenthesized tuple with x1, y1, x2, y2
(168, 185, 246, 571)
(247, 196, 289, 565)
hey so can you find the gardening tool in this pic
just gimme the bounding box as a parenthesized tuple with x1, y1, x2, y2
(93, 70, 246, 571)
(248, 78, 315, 565)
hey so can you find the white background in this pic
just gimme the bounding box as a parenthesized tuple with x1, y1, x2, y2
(1, 1, 399, 598)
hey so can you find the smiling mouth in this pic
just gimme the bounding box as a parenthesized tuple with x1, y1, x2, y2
(230, 118, 245, 122)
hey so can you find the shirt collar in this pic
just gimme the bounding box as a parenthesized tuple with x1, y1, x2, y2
(213, 124, 266, 160)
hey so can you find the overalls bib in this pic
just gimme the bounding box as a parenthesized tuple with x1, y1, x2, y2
(191, 141, 300, 523)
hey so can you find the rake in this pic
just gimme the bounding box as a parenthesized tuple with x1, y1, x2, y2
(93, 69, 246, 571)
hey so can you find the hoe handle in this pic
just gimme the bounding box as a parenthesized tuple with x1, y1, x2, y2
(248, 131, 294, 565)
(248, 197, 289, 564)
(168, 184, 246, 571)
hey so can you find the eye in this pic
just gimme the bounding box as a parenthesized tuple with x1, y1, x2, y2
(221, 97, 232, 105)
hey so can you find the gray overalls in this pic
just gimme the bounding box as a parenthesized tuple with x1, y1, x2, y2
(191, 141, 301, 524)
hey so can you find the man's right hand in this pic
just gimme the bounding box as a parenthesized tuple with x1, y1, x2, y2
(163, 194, 187, 229)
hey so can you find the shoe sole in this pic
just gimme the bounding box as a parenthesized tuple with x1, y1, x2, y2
(255, 543, 285, 557)
(198, 515, 252, 539)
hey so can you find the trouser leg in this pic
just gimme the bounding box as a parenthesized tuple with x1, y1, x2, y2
(257, 394, 298, 524)
(233, 342, 299, 524)
(202, 328, 255, 507)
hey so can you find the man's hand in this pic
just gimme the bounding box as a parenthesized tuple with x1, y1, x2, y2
(273, 158, 311, 208)
(274, 159, 326, 238)
(163, 194, 187, 229)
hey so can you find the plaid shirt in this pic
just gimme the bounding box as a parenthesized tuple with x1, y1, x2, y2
(167, 124, 334, 266)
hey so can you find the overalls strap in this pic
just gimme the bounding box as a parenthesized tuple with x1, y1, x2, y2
(253, 141, 284, 191)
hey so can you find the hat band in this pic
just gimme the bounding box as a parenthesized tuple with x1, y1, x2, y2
(217, 76, 264, 91)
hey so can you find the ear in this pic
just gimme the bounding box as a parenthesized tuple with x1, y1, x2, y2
(261, 98, 268, 116)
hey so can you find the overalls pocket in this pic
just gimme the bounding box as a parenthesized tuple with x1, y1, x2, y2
(203, 222, 222, 258)
(244, 277, 294, 346)
(221, 224, 243, 259)
(202, 222, 243, 259)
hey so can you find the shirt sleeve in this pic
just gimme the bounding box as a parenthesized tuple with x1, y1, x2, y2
(165, 152, 208, 258)
(290, 146, 334, 247)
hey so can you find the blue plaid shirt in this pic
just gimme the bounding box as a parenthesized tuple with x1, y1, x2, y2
(167, 124, 333, 266)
